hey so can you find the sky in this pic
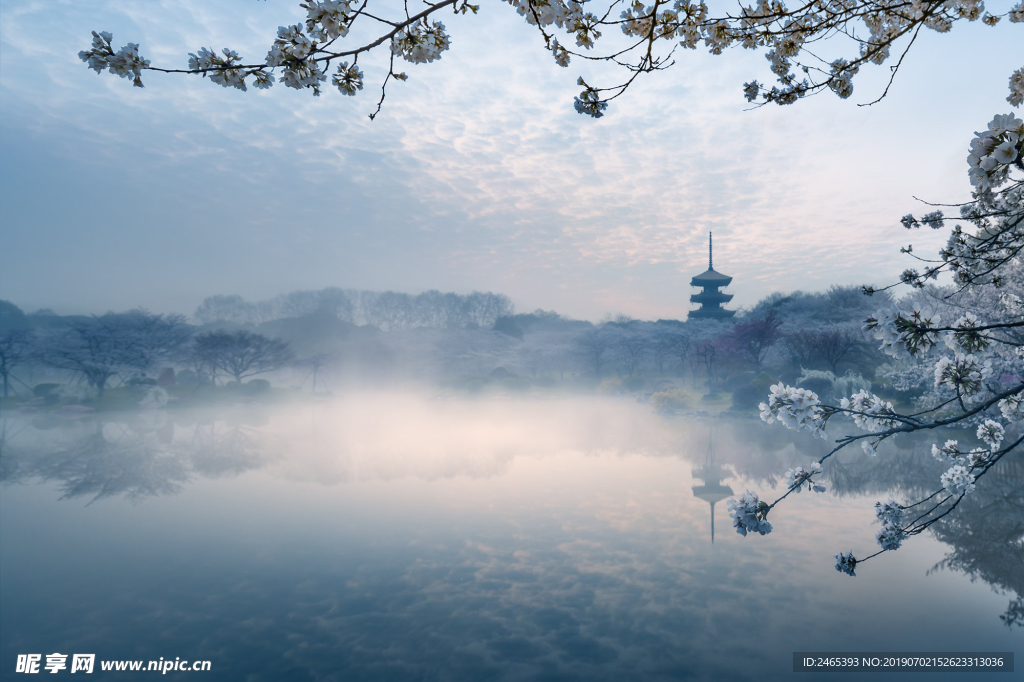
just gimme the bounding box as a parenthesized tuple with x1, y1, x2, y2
(0, 0, 1021, 321)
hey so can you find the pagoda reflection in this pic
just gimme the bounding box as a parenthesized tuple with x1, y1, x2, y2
(691, 428, 734, 543)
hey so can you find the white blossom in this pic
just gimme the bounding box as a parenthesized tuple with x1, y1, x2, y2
(1009, 67, 1024, 107)
(303, 0, 353, 41)
(931, 439, 960, 460)
(391, 20, 451, 64)
(268, 25, 314, 64)
(964, 447, 989, 467)
(728, 491, 773, 536)
(840, 390, 899, 431)
(78, 32, 150, 88)
(834, 551, 856, 576)
(332, 62, 363, 96)
(976, 419, 1005, 449)
(941, 464, 976, 496)
(188, 47, 249, 90)
(864, 306, 941, 359)
(573, 78, 607, 118)
(79, 31, 114, 73)
(861, 439, 881, 457)
(872, 497, 907, 548)
(874, 498, 905, 526)
(993, 140, 1020, 165)
(783, 462, 826, 493)
(507, 0, 577, 28)
(759, 383, 827, 438)
(252, 71, 276, 89)
(933, 353, 993, 398)
(942, 313, 990, 354)
(1010, 1, 1024, 23)
(280, 60, 326, 94)
(999, 392, 1024, 422)
(966, 114, 1024, 190)
(876, 523, 906, 550)
(550, 38, 571, 67)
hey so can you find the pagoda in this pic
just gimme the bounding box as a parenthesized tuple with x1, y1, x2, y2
(688, 232, 736, 319)
(691, 428, 733, 543)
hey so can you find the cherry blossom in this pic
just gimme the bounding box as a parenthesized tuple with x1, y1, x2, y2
(941, 464, 976, 497)
(783, 462, 826, 493)
(77, 1, 1024, 117)
(728, 491, 773, 537)
(933, 353, 992, 398)
(78, 31, 150, 88)
(758, 383, 827, 438)
(1000, 393, 1024, 421)
(834, 552, 857, 576)
(976, 419, 1005, 449)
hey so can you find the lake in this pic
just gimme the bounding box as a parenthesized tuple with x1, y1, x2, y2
(1, 394, 1020, 680)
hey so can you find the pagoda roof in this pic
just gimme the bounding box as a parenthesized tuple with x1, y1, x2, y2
(689, 308, 736, 319)
(690, 291, 734, 304)
(690, 267, 733, 286)
(691, 483, 734, 505)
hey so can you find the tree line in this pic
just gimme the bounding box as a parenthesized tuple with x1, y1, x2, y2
(0, 304, 293, 398)
(194, 288, 514, 331)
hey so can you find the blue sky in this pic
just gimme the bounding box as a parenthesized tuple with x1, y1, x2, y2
(1, 1, 1021, 320)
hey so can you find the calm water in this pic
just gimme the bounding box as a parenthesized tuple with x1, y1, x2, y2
(1, 395, 1021, 681)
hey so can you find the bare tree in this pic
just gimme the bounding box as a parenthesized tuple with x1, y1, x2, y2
(366, 291, 413, 331)
(0, 330, 32, 398)
(297, 351, 338, 393)
(576, 328, 613, 377)
(783, 330, 819, 371)
(726, 312, 783, 368)
(785, 326, 868, 374)
(38, 311, 192, 397)
(660, 331, 694, 377)
(192, 331, 293, 384)
(694, 341, 719, 385)
(812, 327, 869, 375)
(616, 331, 648, 378)
(194, 295, 259, 325)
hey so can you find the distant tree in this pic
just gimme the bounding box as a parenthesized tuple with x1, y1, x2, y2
(576, 328, 613, 377)
(811, 327, 868, 374)
(365, 291, 413, 331)
(616, 331, 648, 378)
(782, 330, 819, 371)
(465, 292, 515, 328)
(411, 290, 446, 328)
(438, 292, 469, 329)
(0, 330, 32, 397)
(278, 290, 322, 318)
(693, 340, 719, 384)
(726, 312, 783, 368)
(660, 330, 694, 377)
(0, 300, 29, 335)
(193, 331, 293, 384)
(194, 294, 259, 326)
(318, 287, 354, 322)
(38, 311, 192, 397)
(297, 351, 338, 392)
(493, 316, 524, 339)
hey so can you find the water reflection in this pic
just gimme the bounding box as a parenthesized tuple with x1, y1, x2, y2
(690, 427, 733, 543)
(1, 397, 1021, 681)
(928, 454, 1024, 628)
(0, 410, 272, 502)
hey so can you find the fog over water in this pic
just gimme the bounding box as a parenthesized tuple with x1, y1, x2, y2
(2, 395, 1020, 681)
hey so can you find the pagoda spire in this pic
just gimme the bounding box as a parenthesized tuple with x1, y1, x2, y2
(709, 231, 713, 270)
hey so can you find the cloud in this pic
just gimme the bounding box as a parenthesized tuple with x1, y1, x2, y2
(0, 2, 1019, 318)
